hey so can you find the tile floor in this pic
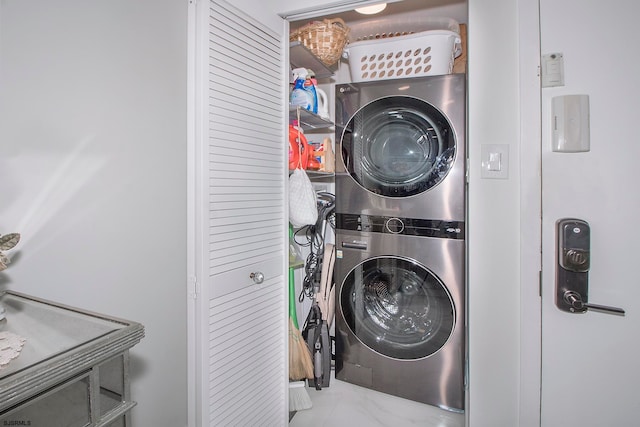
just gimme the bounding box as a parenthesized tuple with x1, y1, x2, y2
(289, 370, 465, 427)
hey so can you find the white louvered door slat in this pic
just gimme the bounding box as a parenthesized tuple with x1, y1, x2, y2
(208, 119, 282, 146)
(192, 0, 286, 425)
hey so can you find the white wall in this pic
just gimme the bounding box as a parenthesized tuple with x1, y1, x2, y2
(466, 0, 522, 425)
(0, 1, 188, 425)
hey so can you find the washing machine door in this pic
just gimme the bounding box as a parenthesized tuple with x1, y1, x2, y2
(341, 96, 455, 197)
(340, 256, 455, 360)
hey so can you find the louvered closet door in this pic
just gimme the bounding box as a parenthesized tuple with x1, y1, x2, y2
(191, 1, 286, 426)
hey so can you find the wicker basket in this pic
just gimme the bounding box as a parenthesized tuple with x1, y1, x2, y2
(290, 18, 350, 67)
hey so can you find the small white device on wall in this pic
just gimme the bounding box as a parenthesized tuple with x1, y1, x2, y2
(552, 94, 590, 152)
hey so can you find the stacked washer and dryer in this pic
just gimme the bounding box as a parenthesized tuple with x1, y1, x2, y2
(333, 73, 466, 412)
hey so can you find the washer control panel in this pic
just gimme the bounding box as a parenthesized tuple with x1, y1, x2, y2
(336, 213, 464, 240)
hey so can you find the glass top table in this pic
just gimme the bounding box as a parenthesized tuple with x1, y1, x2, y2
(0, 291, 144, 418)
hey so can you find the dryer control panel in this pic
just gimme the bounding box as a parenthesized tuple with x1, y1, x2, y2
(336, 213, 464, 240)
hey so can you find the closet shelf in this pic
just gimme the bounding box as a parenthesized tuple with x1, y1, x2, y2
(289, 107, 334, 131)
(306, 170, 335, 179)
(289, 41, 335, 79)
(288, 169, 334, 179)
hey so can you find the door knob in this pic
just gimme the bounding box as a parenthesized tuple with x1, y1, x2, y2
(250, 271, 264, 284)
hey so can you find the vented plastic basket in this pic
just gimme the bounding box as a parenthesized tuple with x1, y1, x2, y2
(344, 23, 462, 83)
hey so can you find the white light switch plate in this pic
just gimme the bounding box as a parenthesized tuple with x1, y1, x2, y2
(481, 144, 509, 179)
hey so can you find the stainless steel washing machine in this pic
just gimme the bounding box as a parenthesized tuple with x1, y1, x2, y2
(334, 222, 465, 411)
(334, 74, 466, 411)
(335, 74, 465, 221)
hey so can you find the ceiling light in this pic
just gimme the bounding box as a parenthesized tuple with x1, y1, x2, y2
(355, 3, 387, 15)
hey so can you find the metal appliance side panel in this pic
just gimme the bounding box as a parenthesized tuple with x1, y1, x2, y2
(334, 230, 465, 410)
(335, 74, 466, 222)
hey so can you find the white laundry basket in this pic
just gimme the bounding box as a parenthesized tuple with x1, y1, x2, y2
(343, 17, 462, 82)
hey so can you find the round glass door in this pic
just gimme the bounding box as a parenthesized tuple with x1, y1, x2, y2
(341, 96, 456, 197)
(340, 256, 455, 360)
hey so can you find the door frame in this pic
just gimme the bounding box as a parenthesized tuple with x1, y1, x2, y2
(185, 0, 547, 425)
(283, 0, 546, 425)
(517, 0, 543, 425)
(186, 0, 207, 424)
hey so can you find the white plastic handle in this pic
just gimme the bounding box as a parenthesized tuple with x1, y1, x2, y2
(316, 88, 329, 119)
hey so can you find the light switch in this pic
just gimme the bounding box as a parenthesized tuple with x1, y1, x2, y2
(487, 152, 502, 171)
(481, 144, 509, 179)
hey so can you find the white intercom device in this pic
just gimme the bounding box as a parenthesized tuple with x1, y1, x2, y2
(551, 94, 590, 152)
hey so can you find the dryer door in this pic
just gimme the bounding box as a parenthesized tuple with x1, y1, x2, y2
(340, 255, 455, 359)
(340, 96, 456, 197)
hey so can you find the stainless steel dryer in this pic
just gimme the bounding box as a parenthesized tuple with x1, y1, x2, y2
(335, 74, 465, 221)
(334, 221, 465, 411)
(334, 73, 466, 411)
